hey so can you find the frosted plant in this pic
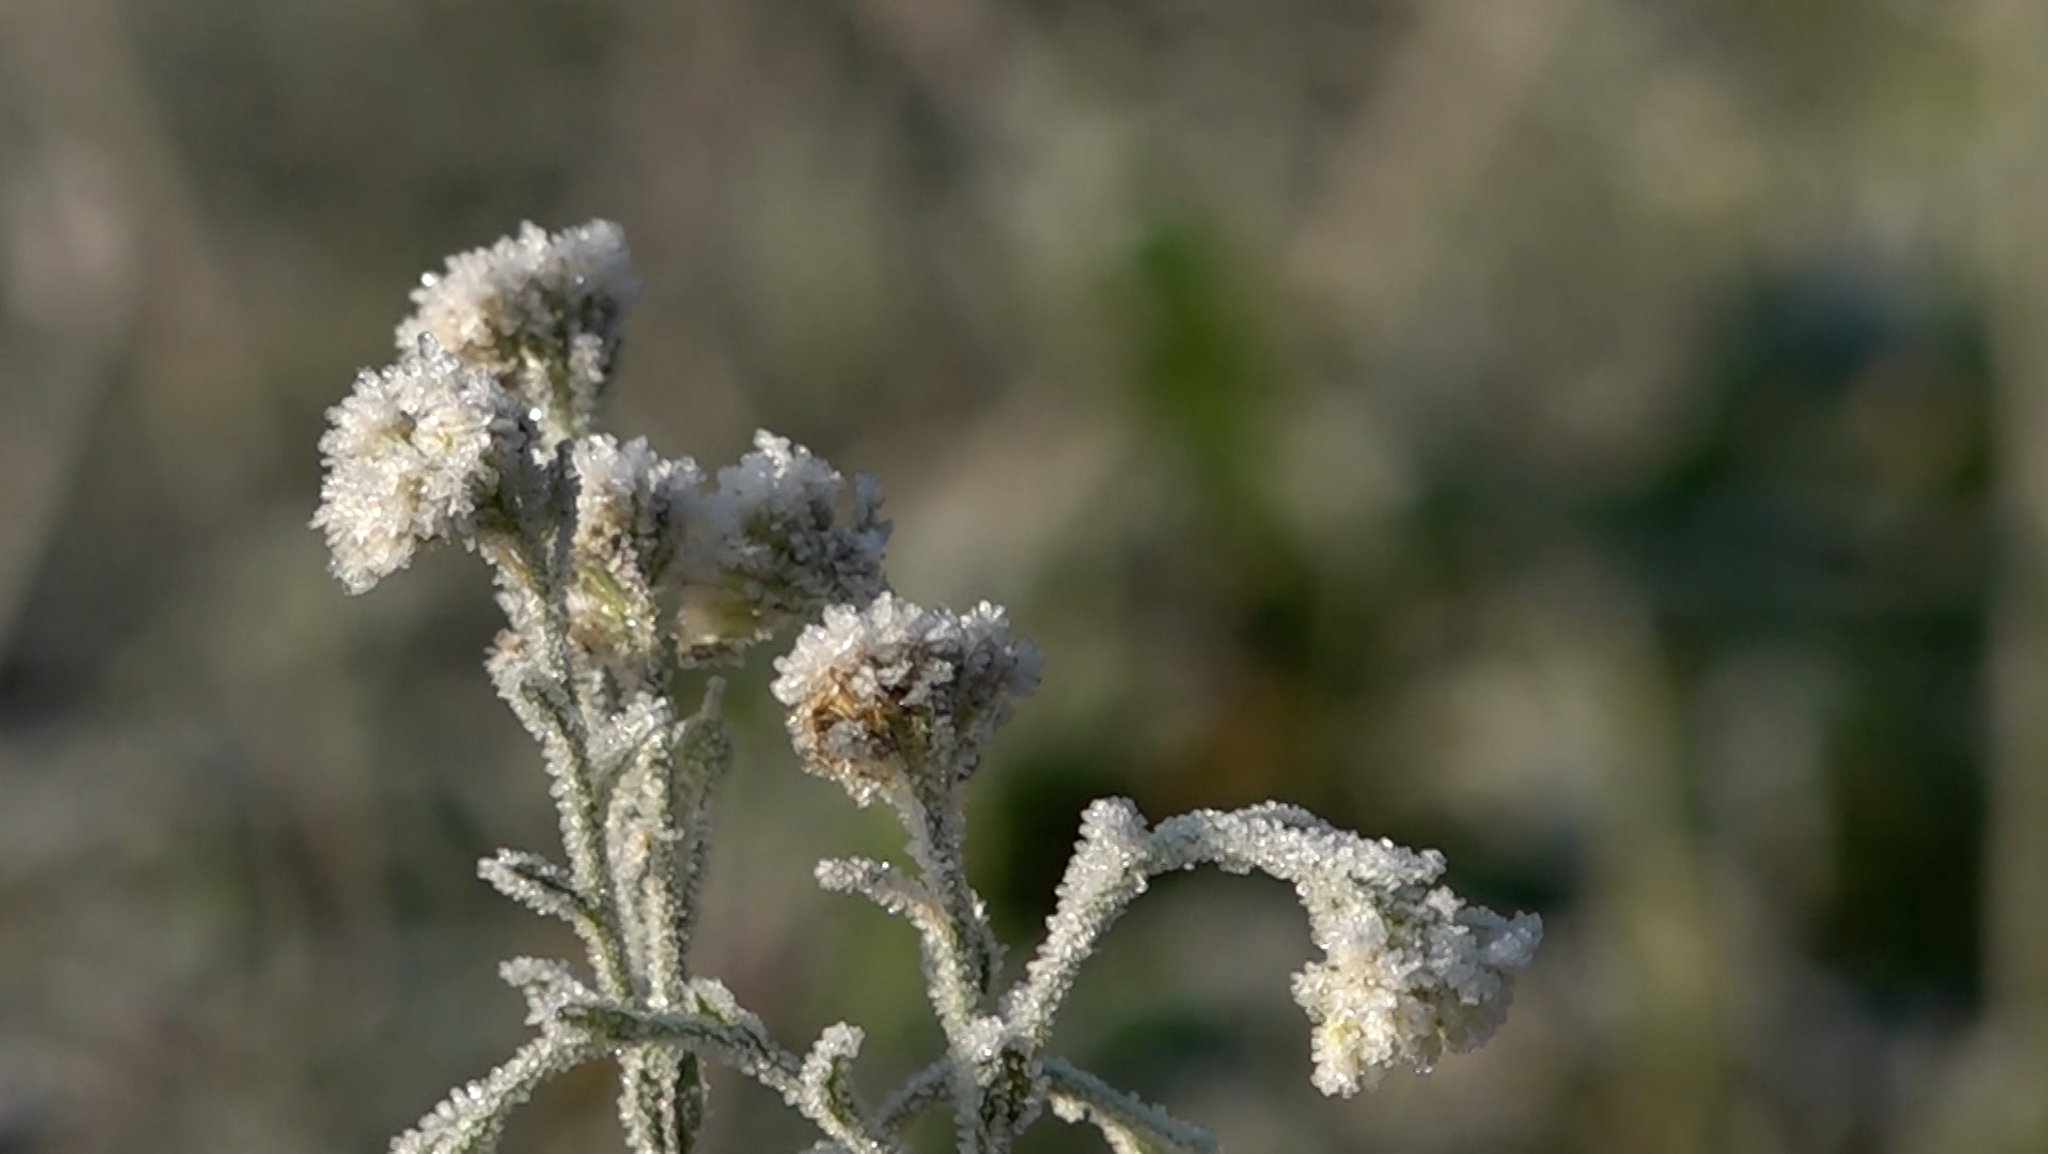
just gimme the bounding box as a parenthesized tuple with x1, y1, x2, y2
(314, 220, 1541, 1154)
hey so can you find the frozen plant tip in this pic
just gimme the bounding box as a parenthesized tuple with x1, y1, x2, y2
(313, 220, 1541, 1154)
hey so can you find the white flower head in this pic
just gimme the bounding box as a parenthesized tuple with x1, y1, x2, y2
(676, 431, 891, 660)
(771, 593, 1041, 803)
(1290, 883, 1540, 1096)
(313, 339, 532, 594)
(397, 219, 641, 446)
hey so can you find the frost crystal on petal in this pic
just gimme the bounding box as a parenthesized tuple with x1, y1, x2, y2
(771, 592, 1040, 802)
(676, 431, 891, 661)
(397, 219, 641, 446)
(312, 340, 531, 594)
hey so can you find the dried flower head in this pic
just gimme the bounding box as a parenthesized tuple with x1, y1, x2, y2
(565, 434, 703, 670)
(676, 432, 891, 660)
(397, 219, 641, 446)
(1291, 883, 1540, 1096)
(771, 593, 1041, 803)
(313, 338, 532, 594)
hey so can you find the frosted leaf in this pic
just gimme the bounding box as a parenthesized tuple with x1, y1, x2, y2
(478, 849, 591, 925)
(387, 1033, 595, 1154)
(770, 593, 1039, 802)
(500, 956, 596, 1027)
(397, 219, 640, 445)
(1044, 1060, 1215, 1154)
(312, 338, 532, 594)
(815, 857, 934, 920)
(676, 431, 891, 661)
(796, 1024, 868, 1130)
(598, 693, 689, 998)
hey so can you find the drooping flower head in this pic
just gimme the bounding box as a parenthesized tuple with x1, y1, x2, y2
(771, 593, 1041, 804)
(313, 338, 533, 594)
(674, 431, 891, 661)
(397, 219, 641, 446)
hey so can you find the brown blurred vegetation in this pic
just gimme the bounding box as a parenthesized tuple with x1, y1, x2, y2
(3, 1, 2046, 1152)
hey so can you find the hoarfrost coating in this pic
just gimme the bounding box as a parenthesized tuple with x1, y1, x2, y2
(397, 219, 641, 447)
(311, 219, 1542, 1154)
(1290, 889, 1541, 1095)
(312, 339, 531, 594)
(771, 593, 1042, 803)
(677, 431, 892, 661)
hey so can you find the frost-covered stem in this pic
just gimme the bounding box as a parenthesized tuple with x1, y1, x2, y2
(491, 523, 696, 1154)
(565, 1002, 900, 1154)
(1042, 1060, 1218, 1154)
(891, 779, 993, 1037)
(667, 674, 732, 974)
(885, 777, 1034, 1154)
(1003, 799, 1156, 1047)
(874, 1061, 952, 1132)
(1011, 801, 1424, 1048)
(615, 678, 726, 1154)
(483, 530, 634, 1000)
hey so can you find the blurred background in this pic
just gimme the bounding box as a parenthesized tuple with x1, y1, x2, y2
(4, 1, 2047, 1151)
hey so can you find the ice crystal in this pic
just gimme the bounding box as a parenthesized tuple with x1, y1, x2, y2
(312, 339, 532, 594)
(398, 219, 640, 446)
(771, 593, 1040, 803)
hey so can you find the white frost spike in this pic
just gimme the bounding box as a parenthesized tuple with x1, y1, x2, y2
(313, 338, 531, 594)
(771, 592, 1040, 802)
(397, 219, 641, 445)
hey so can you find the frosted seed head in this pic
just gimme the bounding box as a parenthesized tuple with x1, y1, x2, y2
(397, 219, 641, 446)
(312, 338, 533, 594)
(564, 433, 704, 672)
(770, 593, 1040, 803)
(1290, 889, 1540, 1096)
(674, 431, 891, 662)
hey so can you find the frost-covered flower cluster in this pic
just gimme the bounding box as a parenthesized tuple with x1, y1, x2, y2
(315, 220, 886, 672)
(312, 340, 534, 594)
(772, 593, 1041, 804)
(312, 220, 1540, 1154)
(398, 219, 641, 446)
